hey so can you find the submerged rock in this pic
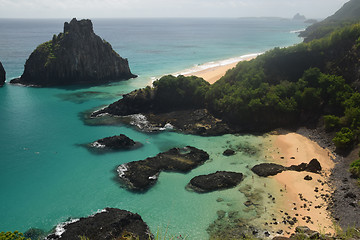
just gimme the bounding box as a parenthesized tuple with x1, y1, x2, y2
(11, 18, 136, 87)
(223, 149, 236, 156)
(89, 134, 141, 152)
(24, 228, 46, 239)
(0, 61, 5, 87)
(187, 171, 244, 193)
(252, 159, 322, 177)
(117, 146, 209, 191)
(46, 208, 153, 240)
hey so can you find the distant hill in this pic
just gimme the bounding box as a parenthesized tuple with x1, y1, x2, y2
(300, 0, 360, 42)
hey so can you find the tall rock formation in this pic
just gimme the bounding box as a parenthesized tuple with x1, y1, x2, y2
(11, 18, 136, 86)
(0, 61, 5, 87)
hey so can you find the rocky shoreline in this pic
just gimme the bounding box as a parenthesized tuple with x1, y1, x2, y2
(294, 127, 360, 230)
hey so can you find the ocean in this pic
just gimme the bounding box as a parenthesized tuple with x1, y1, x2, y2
(0, 18, 306, 239)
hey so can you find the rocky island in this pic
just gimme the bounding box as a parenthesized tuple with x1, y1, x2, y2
(117, 146, 209, 191)
(87, 134, 142, 153)
(10, 18, 136, 87)
(187, 171, 244, 193)
(0, 61, 5, 87)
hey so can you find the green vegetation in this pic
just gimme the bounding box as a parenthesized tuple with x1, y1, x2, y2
(147, 22, 360, 151)
(35, 34, 62, 67)
(300, 0, 360, 41)
(0, 231, 29, 240)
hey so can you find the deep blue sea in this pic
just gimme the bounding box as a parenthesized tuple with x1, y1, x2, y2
(0, 18, 306, 239)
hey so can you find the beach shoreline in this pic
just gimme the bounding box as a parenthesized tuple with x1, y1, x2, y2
(184, 54, 258, 84)
(261, 131, 336, 236)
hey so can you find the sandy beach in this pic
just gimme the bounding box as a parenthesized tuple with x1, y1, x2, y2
(185, 55, 256, 84)
(262, 132, 336, 236)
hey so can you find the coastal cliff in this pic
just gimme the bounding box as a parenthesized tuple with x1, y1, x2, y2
(0, 61, 5, 87)
(10, 18, 136, 86)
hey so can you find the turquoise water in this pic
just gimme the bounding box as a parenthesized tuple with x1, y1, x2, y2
(0, 18, 306, 239)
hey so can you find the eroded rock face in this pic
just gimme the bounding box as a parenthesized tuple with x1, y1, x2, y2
(11, 18, 136, 86)
(46, 208, 153, 240)
(187, 171, 244, 193)
(117, 146, 209, 191)
(0, 61, 5, 87)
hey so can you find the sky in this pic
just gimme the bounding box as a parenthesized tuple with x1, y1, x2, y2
(0, 0, 350, 19)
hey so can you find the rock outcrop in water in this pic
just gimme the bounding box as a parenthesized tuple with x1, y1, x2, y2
(46, 208, 153, 240)
(0, 61, 5, 87)
(187, 171, 244, 193)
(10, 18, 136, 87)
(88, 134, 141, 153)
(117, 146, 209, 192)
(251, 159, 322, 177)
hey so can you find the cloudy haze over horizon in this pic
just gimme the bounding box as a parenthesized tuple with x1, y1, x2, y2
(0, 0, 350, 19)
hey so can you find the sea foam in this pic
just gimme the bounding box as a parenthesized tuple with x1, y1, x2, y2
(151, 53, 262, 84)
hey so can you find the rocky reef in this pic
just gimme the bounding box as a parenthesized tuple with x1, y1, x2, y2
(46, 208, 153, 240)
(117, 146, 209, 192)
(0, 61, 5, 87)
(251, 159, 322, 177)
(88, 134, 141, 153)
(11, 18, 136, 86)
(187, 171, 244, 193)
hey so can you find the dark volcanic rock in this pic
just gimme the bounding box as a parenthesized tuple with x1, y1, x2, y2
(223, 149, 236, 156)
(0, 61, 5, 87)
(11, 18, 136, 87)
(90, 75, 233, 136)
(304, 175, 313, 181)
(46, 208, 152, 240)
(252, 159, 322, 177)
(117, 146, 209, 191)
(251, 163, 286, 177)
(187, 171, 244, 193)
(306, 158, 322, 173)
(89, 134, 141, 151)
(144, 109, 233, 136)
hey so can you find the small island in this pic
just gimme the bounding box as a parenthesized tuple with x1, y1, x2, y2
(117, 146, 209, 192)
(10, 18, 136, 87)
(0, 61, 5, 87)
(87, 134, 142, 153)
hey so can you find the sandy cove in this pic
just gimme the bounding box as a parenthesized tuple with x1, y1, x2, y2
(184, 56, 337, 236)
(185, 55, 256, 84)
(261, 132, 336, 236)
